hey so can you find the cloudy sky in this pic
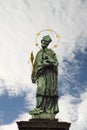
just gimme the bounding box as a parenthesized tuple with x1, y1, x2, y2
(0, 0, 87, 130)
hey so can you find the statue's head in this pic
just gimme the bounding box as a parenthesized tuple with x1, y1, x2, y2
(41, 35, 52, 49)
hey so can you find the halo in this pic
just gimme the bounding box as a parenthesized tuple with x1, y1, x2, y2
(35, 28, 61, 49)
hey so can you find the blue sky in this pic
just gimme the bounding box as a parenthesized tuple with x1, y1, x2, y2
(59, 48, 87, 97)
(0, 93, 27, 124)
(0, 0, 87, 130)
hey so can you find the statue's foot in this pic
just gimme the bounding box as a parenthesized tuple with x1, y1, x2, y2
(29, 108, 43, 115)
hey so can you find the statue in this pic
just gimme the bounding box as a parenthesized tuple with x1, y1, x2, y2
(29, 35, 59, 118)
(17, 33, 71, 130)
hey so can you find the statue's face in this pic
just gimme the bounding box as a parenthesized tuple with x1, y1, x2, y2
(41, 40, 49, 49)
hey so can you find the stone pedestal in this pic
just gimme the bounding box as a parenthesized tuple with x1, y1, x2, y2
(17, 119, 71, 130)
(32, 113, 55, 119)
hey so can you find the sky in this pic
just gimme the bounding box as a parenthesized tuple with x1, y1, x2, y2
(0, 0, 87, 130)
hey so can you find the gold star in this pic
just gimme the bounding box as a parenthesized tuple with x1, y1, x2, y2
(37, 32, 40, 36)
(56, 34, 60, 39)
(47, 28, 51, 32)
(35, 43, 38, 46)
(54, 44, 58, 48)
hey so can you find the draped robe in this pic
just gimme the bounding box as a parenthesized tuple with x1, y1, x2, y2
(31, 48, 59, 114)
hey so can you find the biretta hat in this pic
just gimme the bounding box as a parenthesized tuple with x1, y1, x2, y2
(42, 35, 52, 43)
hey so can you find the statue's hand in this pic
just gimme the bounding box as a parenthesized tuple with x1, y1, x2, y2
(43, 53, 58, 66)
(42, 53, 52, 65)
(32, 77, 36, 83)
(43, 53, 49, 60)
(31, 72, 37, 83)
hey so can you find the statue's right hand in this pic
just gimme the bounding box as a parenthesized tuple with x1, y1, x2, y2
(32, 78, 36, 83)
(31, 72, 37, 83)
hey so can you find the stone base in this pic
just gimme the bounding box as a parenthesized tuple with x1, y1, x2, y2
(32, 113, 55, 119)
(17, 119, 71, 130)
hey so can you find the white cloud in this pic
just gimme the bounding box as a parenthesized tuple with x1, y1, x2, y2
(56, 87, 87, 130)
(57, 94, 78, 122)
(0, 78, 6, 95)
(0, 0, 36, 95)
(0, 123, 17, 130)
(75, 89, 87, 130)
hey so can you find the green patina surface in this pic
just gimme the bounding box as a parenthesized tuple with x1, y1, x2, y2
(29, 35, 59, 118)
(32, 113, 55, 119)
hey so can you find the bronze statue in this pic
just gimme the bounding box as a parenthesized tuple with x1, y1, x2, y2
(29, 35, 59, 118)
